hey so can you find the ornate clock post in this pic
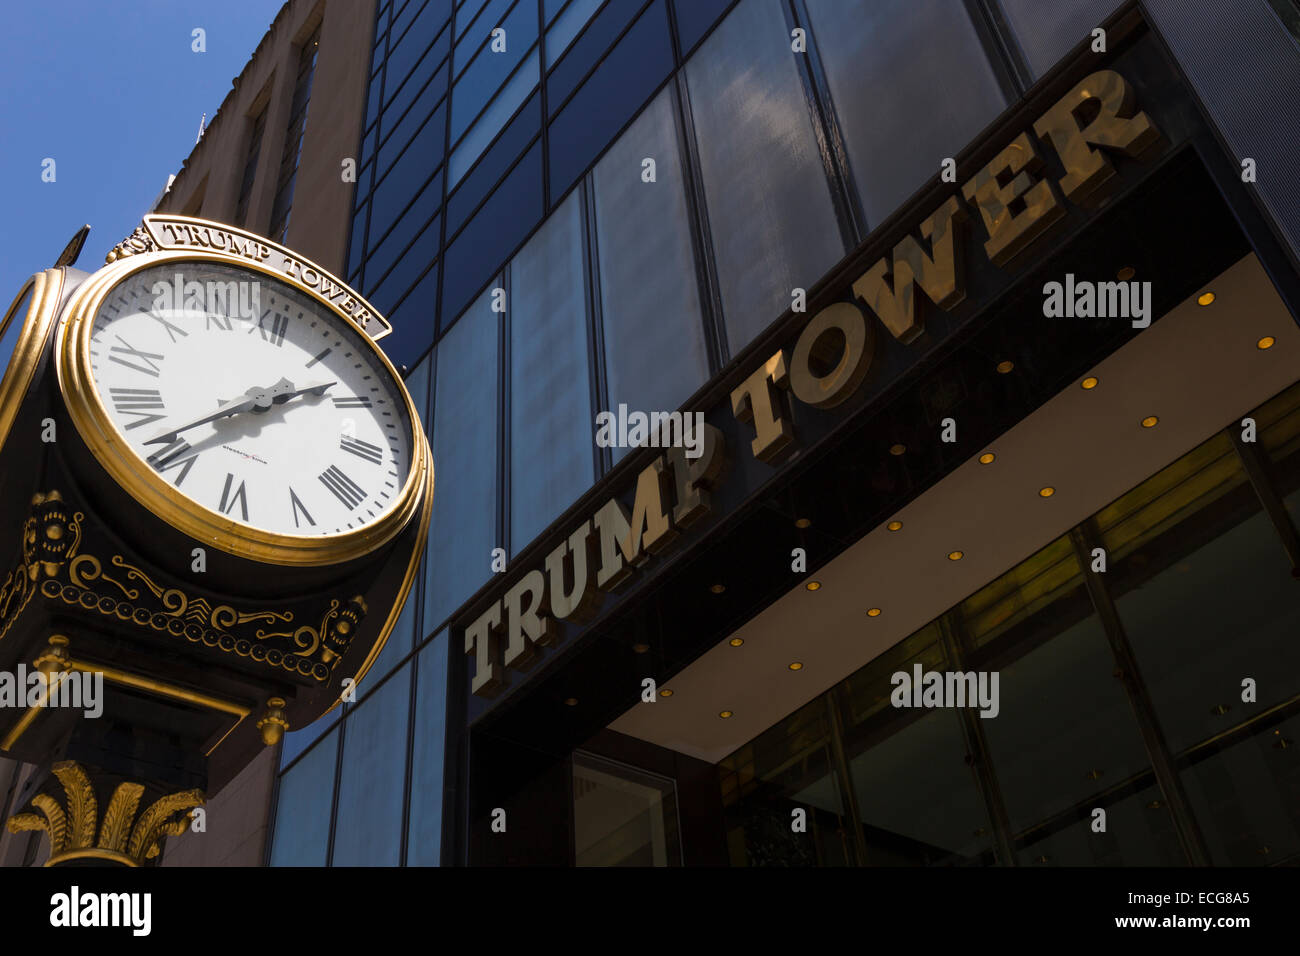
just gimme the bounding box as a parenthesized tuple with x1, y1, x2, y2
(0, 216, 433, 866)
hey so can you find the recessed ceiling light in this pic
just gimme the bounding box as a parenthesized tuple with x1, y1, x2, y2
(1141, 415, 1159, 428)
(996, 360, 1014, 374)
(632, 643, 649, 654)
(564, 697, 578, 706)
(1081, 376, 1098, 389)
(1117, 266, 1136, 280)
(805, 580, 821, 591)
(978, 452, 995, 464)
(1257, 336, 1275, 350)
(659, 688, 673, 697)
(719, 710, 733, 719)
(889, 443, 906, 456)
(1197, 291, 1215, 306)
(788, 662, 803, 671)
(1039, 486, 1055, 498)
(887, 520, 903, 531)
(710, 583, 725, 594)
(794, 517, 812, 528)
(866, 607, 881, 617)
(728, 637, 744, 647)
(948, 550, 964, 561)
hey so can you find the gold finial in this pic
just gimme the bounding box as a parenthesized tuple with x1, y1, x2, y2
(34, 634, 71, 677)
(257, 697, 289, 746)
(104, 226, 156, 263)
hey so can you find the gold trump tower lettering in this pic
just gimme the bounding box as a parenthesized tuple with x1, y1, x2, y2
(464, 70, 1159, 695)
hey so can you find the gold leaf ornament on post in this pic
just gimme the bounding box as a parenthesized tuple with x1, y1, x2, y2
(6, 761, 205, 866)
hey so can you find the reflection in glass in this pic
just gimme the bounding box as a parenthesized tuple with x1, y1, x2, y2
(424, 286, 500, 633)
(363, 573, 418, 693)
(804, 0, 1005, 226)
(573, 753, 681, 866)
(1102, 435, 1300, 753)
(331, 665, 412, 865)
(1181, 713, 1300, 865)
(450, 0, 538, 142)
(450, 49, 539, 188)
(546, 0, 674, 200)
(508, 192, 593, 551)
(593, 88, 709, 444)
(997, 0, 1125, 78)
(270, 727, 338, 866)
(684, 0, 843, 354)
(278, 714, 338, 771)
(719, 696, 854, 865)
(407, 634, 450, 865)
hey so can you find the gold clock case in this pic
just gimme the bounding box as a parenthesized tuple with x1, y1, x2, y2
(0, 269, 64, 452)
(55, 249, 427, 567)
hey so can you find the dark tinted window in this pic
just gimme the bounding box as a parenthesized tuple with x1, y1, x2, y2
(385, 38, 450, 125)
(547, 0, 672, 200)
(547, 0, 647, 111)
(368, 167, 443, 276)
(348, 204, 368, 275)
(445, 91, 540, 237)
(377, 98, 447, 190)
(672, 0, 732, 55)
(385, 262, 441, 364)
(369, 214, 441, 318)
(407, 635, 450, 865)
(371, 137, 443, 243)
(440, 142, 543, 327)
(450, 0, 539, 142)
(454, 0, 516, 75)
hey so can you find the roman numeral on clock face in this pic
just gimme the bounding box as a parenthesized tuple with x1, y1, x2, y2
(319, 464, 366, 510)
(219, 473, 250, 521)
(148, 309, 188, 343)
(109, 335, 165, 377)
(340, 435, 384, 464)
(109, 387, 166, 430)
(289, 487, 316, 528)
(250, 311, 288, 347)
(145, 439, 199, 487)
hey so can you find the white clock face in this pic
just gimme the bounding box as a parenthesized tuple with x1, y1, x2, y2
(86, 261, 414, 537)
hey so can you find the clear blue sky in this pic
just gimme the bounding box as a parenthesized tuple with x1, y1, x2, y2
(0, 0, 284, 301)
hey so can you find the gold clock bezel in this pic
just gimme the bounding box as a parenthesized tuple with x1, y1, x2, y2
(0, 269, 65, 454)
(55, 249, 426, 567)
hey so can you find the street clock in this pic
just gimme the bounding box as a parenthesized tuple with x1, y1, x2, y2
(59, 254, 422, 564)
(0, 217, 433, 864)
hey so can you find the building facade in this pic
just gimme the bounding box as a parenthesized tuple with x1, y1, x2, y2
(10, 0, 1297, 868)
(255, 0, 1300, 867)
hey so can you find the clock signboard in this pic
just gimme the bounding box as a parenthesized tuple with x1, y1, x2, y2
(0, 216, 433, 866)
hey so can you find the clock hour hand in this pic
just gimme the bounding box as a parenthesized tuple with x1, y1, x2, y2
(269, 379, 336, 405)
(143, 379, 335, 445)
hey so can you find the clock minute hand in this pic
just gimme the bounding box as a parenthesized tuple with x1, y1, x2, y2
(143, 380, 336, 446)
(143, 394, 260, 446)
